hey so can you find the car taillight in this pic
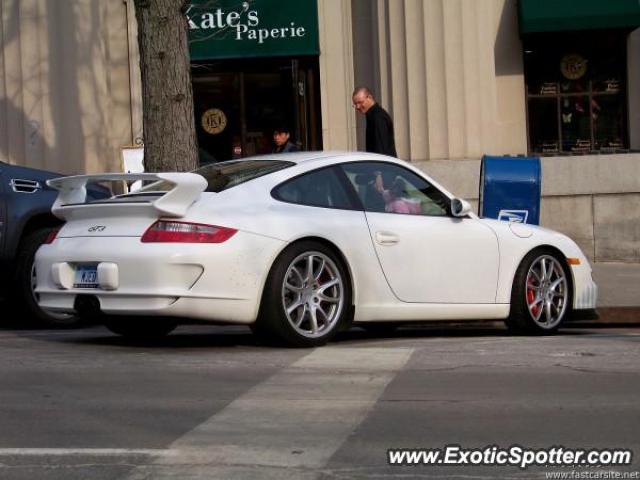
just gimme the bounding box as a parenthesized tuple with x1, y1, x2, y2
(44, 228, 61, 244)
(141, 220, 237, 243)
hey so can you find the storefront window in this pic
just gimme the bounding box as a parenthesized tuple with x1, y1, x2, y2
(524, 31, 628, 154)
(191, 57, 321, 162)
(187, 0, 321, 163)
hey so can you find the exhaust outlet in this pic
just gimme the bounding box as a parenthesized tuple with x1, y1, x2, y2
(73, 294, 102, 319)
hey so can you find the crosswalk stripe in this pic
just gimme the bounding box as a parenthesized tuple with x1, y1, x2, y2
(0, 448, 173, 456)
(125, 347, 413, 477)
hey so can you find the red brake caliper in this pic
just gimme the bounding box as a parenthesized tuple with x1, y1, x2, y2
(527, 276, 539, 316)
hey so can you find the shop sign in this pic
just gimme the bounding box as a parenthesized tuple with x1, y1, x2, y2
(187, 0, 319, 60)
(201, 108, 227, 135)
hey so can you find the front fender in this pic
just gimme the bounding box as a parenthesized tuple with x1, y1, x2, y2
(482, 219, 591, 305)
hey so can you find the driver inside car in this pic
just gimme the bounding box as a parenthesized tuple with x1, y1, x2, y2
(374, 172, 421, 214)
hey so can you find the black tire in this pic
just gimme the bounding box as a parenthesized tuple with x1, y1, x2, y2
(255, 241, 352, 348)
(248, 322, 280, 346)
(104, 316, 177, 341)
(13, 227, 81, 328)
(505, 248, 571, 334)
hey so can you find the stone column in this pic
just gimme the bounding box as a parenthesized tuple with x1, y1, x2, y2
(317, 0, 356, 150)
(124, 0, 144, 148)
(628, 28, 640, 150)
(352, 0, 528, 161)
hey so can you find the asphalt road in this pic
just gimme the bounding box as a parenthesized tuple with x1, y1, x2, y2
(0, 319, 639, 480)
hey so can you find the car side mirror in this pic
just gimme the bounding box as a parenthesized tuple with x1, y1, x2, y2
(451, 198, 472, 217)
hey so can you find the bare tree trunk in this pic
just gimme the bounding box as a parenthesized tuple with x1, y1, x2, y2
(134, 0, 198, 172)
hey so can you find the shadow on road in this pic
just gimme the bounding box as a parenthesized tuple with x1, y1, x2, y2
(1, 318, 606, 353)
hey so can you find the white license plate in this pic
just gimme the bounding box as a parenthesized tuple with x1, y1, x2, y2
(74, 265, 98, 289)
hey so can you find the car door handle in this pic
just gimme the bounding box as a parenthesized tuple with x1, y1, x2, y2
(375, 231, 399, 246)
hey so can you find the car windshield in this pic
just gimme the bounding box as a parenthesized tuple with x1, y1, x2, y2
(138, 159, 294, 194)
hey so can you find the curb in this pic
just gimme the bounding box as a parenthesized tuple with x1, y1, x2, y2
(568, 307, 640, 328)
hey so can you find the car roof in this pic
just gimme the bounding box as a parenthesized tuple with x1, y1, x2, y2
(219, 150, 458, 199)
(231, 150, 403, 166)
(0, 160, 63, 178)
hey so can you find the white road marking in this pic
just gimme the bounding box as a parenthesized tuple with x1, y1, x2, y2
(0, 448, 174, 456)
(124, 347, 413, 478)
(0, 347, 413, 479)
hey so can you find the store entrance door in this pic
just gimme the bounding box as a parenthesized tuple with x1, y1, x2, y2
(192, 57, 321, 163)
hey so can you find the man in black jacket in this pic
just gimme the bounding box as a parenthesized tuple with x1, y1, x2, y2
(352, 86, 397, 157)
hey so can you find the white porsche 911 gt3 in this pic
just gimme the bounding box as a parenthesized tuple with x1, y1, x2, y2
(35, 152, 597, 347)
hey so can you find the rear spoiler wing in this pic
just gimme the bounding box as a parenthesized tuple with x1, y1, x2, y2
(46, 172, 207, 219)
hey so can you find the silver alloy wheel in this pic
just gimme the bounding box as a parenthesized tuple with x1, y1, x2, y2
(281, 251, 345, 339)
(525, 254, 568, 329)
(30, 262, 72, 321)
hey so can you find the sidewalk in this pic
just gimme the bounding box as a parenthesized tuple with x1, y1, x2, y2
(588, 262, 640, 324)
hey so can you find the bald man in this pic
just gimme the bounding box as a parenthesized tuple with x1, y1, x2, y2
(352, 86, 397, 157)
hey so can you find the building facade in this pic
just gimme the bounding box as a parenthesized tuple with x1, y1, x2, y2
(1, 0, 639, 261)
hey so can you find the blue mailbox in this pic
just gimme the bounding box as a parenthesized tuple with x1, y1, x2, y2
(479, 155, 541, 225)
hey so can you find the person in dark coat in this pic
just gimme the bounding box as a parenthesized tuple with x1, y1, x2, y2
(352, 86, 397, 157)
(272, 125, 299, 153)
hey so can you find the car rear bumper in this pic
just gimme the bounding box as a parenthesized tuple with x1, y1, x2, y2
(39, 291, 258, 323)
(35, 232, 284, 323)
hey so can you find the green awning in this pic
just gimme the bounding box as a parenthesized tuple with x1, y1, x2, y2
(519, 0, 640, 34)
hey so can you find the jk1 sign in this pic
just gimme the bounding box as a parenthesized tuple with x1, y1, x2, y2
(187, 0, 319, 60)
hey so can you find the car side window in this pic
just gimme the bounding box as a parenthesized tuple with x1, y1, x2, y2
(272, 166, 358, 210)
(340, 162, 450, 216)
